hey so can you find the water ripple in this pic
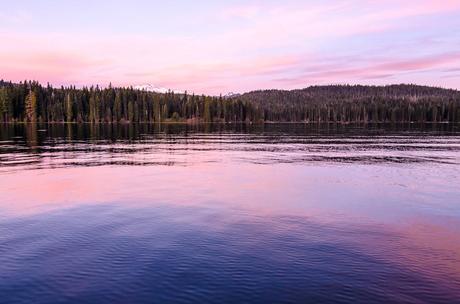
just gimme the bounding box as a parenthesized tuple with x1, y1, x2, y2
(1, 205, 459, 303)
(1, 124, 460, 173)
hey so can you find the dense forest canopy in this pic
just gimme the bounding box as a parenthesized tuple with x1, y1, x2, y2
(0, 80, 459, 123)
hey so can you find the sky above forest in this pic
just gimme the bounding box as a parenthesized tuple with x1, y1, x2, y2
(1, 0, 460, 94)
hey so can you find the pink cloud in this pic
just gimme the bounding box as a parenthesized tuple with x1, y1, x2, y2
(273, 52, 460, 88)
(0, 51, 111, 86)
(376, 52, 460, 72)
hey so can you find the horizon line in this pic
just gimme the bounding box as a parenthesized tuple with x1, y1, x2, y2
(1, 79, 459, 96)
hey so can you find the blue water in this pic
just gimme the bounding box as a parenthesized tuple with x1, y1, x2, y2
(1, 124, 460, 303)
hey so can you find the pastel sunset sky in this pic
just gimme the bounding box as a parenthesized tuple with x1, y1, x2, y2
(1, 0, 460, 94)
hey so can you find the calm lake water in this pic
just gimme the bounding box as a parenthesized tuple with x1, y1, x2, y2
(1, 123, 460, 304)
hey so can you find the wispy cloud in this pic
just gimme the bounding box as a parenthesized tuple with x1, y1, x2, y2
(274, 52, 460, 87)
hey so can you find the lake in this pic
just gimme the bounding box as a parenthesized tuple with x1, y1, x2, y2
(1, 123, 460, 303)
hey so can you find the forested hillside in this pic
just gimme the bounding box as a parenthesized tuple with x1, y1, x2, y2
(239, 85, 460, 122)
(0, 81, 459, 123)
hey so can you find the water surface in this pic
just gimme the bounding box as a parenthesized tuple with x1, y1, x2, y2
(1, 123, 460, 303)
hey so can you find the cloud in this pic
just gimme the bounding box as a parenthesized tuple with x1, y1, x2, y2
(441, 74, 460, 79)
(0, 47, 112, 86)
(273, 52, 460, 87)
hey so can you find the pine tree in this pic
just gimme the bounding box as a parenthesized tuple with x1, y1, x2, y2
(25, 90, 37, 122)
(114, 91, 122, 122)
(89, 95, 95, 122)
(128, 100, 134, 122)
(203, 97, 212, 122)
(65, 93, 73, 122)
(0, 87, 7, 122)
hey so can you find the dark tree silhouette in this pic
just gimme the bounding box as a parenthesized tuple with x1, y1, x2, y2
(0, 80, 459, 123)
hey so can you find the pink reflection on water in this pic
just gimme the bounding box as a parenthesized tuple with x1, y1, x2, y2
(1, 161, 460, 285)
(2, 162, 459, 224)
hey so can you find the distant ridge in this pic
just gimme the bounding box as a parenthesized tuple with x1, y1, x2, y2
(1, 80, 457, 96)
(242, 84, 459, 100)
(241, 84, 458, 97)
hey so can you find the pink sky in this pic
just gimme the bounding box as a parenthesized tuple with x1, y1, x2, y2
(1, 0, 460, 94)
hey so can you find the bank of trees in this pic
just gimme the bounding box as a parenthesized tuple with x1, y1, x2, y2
(0, 80, 249, 123)
(239, 85, 460, 123)
(0, 81, 459, 123)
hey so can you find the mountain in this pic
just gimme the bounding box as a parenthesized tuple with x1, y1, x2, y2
(239, 84, 459, 104)
(223, 92, 241, 98)
(133, 84, 184, 94)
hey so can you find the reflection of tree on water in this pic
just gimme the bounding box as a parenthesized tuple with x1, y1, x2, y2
(77, 123, 85, 140)
(0, 123, 14, 141)
(25, 123, 38, 150)
(90, 123, 100, 142)
(66, 123, 73, 141)
(1, 123, 460, 173)
(14, 122, 460, 143)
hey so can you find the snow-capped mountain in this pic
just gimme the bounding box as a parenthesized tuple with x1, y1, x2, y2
(134, 84, 184, 94)
(223, 92, 241, 98)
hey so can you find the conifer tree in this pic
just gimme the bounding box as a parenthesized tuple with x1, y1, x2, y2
(25, 90, 37, 122)
(0, 87, 7, 122)
(65, 93, 73, 122)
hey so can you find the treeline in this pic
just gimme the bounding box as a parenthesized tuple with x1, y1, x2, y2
(0, 80, 249, 123)
(0, 81, 459, 123)
(239, 85, 460, 123)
